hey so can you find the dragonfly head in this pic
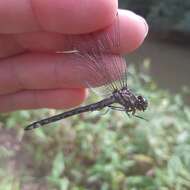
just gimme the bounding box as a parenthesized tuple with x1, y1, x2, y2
(136, 95, 148, 111)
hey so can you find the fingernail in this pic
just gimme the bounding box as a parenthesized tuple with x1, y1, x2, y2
(135, 14, 149, 38)
(127, 10, 149, 38)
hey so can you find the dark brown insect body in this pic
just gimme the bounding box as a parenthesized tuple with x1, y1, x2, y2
(25, 87, 148, 130)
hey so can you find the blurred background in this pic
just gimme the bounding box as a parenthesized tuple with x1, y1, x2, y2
(0, 1, 190, 190)
(122, 0, 190, 95)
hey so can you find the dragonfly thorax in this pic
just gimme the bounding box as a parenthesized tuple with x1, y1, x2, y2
(113, 88, 148, 114)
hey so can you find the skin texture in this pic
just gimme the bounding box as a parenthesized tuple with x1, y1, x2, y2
(0, 0, 148, 112)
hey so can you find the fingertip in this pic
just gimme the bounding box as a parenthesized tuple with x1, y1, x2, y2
(63, 88, 88, 109)
(119, 10, 149, 53)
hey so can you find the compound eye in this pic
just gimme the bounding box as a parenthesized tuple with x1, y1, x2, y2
(137, 95, 143, 101)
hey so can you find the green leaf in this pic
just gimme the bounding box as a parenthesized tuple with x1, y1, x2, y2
(51, 152, 65, 178)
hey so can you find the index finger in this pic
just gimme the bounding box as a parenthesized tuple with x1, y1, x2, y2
(0, 0, 117, 34)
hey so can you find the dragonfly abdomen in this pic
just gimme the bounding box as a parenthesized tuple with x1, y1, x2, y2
(25, 95, 116, 130)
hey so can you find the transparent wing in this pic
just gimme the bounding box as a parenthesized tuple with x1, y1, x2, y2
(64, 13, 128, 97)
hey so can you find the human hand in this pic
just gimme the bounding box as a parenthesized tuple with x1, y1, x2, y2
(0, 0, 148, 112)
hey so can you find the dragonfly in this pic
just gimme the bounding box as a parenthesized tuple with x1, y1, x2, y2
(25, 13, 148, 131)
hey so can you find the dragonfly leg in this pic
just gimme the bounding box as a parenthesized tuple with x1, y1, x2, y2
(134, 115, 148, 121)
(125, 111, 131, 117)
(100, 108, 110, 115)
(132, 108, 136, 115)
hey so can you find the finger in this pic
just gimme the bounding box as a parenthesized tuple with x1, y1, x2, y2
(16, 10, 148, 53)
(0, 53, 126, 95)
(0, 34, 25, 58)
(0, 0, 117, 33)
(0, 88, 87, 113)
(1, 10, 148, 58)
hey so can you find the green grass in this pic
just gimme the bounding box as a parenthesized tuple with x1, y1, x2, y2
(0, 61, 190, 190)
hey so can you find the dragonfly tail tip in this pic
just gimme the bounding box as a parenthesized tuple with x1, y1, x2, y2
(24, 122, 42, 131)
